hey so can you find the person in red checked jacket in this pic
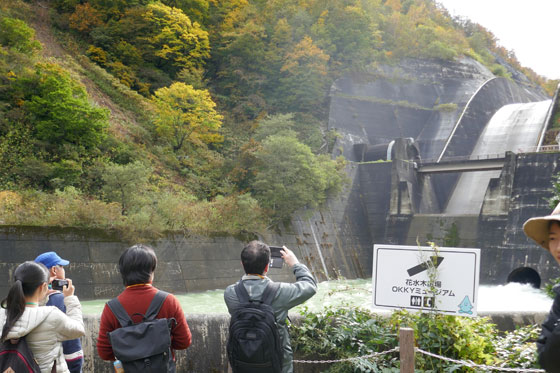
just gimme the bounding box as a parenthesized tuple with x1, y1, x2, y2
(96, 244, 192, 364)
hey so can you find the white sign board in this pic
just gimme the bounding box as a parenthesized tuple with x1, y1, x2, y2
(372, 244, 480, 316)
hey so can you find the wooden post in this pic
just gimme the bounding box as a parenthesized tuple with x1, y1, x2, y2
(399, 327, 415, 373)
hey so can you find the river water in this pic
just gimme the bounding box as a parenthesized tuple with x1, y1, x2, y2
(80, 278, 552, 315)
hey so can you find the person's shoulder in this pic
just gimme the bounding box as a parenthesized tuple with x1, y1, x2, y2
(41, 305, 65, 322)
(47, 291, 64, 303)
(163, 291, 179, 303)
(158, 290, 183, 309)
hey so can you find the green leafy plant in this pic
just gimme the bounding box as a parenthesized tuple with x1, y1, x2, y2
(292, 307, 541, 372)
(544, 276, 560, 298)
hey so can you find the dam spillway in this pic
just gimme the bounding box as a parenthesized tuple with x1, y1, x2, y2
(445, 100, 552, 214)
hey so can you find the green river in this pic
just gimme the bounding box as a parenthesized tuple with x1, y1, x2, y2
(80, 278, 373, 315)
(80, 278, 552, 315)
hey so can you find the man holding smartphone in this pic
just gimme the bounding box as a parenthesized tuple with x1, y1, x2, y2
(35, 251, 84, 373)
(224, 241, 317, 373)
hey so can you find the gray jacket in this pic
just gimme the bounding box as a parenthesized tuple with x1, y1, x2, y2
(224, 263, 317, 373)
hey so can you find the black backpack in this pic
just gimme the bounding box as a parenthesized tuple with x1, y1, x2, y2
(227, 280, 282, 373)
(0, 337, 41, 373)
(107, 291, 176, 373)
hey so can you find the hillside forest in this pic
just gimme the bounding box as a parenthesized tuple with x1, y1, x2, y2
(0, 0, 558, 239)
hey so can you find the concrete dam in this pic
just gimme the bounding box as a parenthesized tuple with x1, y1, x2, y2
(330, 57, 560, 287)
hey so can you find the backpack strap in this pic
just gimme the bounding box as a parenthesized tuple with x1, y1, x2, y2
(144, 291, 169, 320)
(261, 282, 280, 305)
(235, 280, 280, 305)
(107, 298, 133, 328)
(107, 291, 169, 327)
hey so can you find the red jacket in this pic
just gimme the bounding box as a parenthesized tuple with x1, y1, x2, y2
(97, 285, 192, 361)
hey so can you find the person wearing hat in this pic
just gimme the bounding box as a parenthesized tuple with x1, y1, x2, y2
(523, 204, 560, 372)
(35, 251, 84, 373)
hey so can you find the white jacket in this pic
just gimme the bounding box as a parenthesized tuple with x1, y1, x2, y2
(0, 295, 85, 373)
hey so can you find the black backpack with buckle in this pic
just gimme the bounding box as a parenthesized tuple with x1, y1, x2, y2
(0, 336, 41, 373)
(107, 291, 176, 373)
(227, 280, 282, 373)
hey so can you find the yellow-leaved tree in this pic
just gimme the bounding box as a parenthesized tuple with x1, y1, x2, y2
(153, 82, 223, 152)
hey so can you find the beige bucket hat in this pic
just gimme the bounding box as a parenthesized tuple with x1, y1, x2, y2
(523, 203, 560, 251)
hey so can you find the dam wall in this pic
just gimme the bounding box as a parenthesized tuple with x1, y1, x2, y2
(480, 151, 560, 284)
(370, 151, 560, 285)
(329, 58, 494, 162)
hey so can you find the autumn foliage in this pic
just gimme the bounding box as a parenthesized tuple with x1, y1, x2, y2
(0, 0, 555, 235)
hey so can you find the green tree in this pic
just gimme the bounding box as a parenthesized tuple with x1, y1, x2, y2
(102, 161, 151, 215)
(254, 113, 324, 153)
(252, 134, 343, 222)
(114, 3, 210, 79)
(277, 36, 329, 113)
(0, 17, 41, 55)
(153, 82, 223, 152)
(161, 0, 210, 25)
(254, 113, 298, 141)
(210, 19, 270, 119)
(310, 2, 382, 70)
(24, 63, 109, 151)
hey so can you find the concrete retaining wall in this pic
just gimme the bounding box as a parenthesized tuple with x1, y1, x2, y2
(0, 228, 297, 301)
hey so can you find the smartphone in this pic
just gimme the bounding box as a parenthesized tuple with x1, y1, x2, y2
(52, 279, 69, 291)
(269, 246, 284, 269)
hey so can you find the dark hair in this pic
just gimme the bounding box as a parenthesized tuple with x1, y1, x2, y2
(1, 262, 48, 341)
(118, 244, 158, 286)
(549, 220, 560, 230)
(241, 241, 270, 275)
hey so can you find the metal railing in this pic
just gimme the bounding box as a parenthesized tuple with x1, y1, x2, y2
(421, 153, 506, 165)
(517, 144, 560, 153)
(419, 145, 560, 165)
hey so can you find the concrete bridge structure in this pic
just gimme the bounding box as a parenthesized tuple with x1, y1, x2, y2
(417, 155, 505, 173)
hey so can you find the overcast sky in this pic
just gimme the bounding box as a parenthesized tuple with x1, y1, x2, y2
(436, 0, 560, 80)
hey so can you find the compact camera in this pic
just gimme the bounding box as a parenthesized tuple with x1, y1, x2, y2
(52, 279, 69, 291)
(269, 246, 284, 269)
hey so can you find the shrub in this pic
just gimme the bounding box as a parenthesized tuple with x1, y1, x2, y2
(292, 307, 541, 372)
(0, 188, 264, 240)
(544, 276, 560, 298)
(0, 17, 41, 55)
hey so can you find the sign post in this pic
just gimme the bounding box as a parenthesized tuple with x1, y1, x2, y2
(372, 244, 480, 316)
